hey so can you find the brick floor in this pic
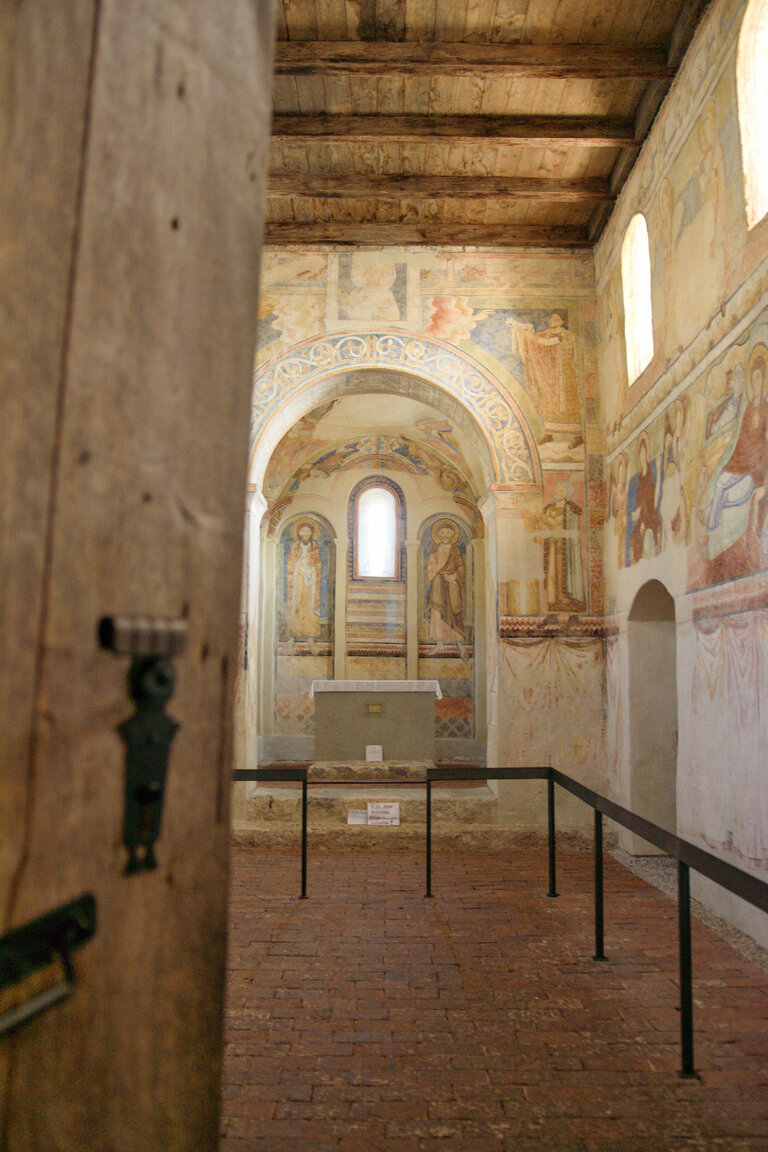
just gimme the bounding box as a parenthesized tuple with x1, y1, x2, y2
(220, 846, 768, 1151)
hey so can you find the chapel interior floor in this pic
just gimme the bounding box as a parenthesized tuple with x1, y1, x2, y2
(220, 845, 768, 1152)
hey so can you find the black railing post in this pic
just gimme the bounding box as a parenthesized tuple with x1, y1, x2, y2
(547, 774, 558, 897)
(299, 776, 308, 899)
(678, 861, 697, 1077)
(425, 778, 433, 898)
(594, 809, 606, 961)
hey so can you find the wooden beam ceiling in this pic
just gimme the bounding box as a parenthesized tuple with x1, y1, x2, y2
(267, 175, 615, 205)
(274, 41, 674, 80)
(268, 1, 714, 249)
(264, 223, 591, 248)
(271, 114, 637, 148)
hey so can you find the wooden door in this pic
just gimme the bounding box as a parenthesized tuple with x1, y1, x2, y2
(0, 4, 274, 1148)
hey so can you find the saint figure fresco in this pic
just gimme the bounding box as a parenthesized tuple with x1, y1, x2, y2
(426, 519, 465, 651)
(609, 453, 629, 569)
(285, 519, 324, 654)
(702, 347, 768, 558)
(540, 483, 586, 612)
(659, 398, 689, 548)
(507, 311, 583, 446)
(629, 431, 662, 563)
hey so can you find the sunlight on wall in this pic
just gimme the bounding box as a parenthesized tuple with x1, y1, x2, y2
(357, 486, 397, 577)
(621, 213, 654, 384)
(738, 0, 768, 230)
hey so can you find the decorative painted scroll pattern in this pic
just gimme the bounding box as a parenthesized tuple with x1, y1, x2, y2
(251, 331, 538, 486)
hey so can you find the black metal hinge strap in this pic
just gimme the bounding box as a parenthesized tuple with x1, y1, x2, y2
(0, 894, 96, 1037)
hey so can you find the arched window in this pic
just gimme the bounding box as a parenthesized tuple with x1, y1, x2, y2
(738, 0, 768, 229)
(621, 213, 654, 384)
(351, 479, 404, 579)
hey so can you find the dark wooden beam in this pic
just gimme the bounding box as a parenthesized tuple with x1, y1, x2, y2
(272, 114, 636, 148)
(267, 174, 615, 204)
(264, 222, 591, 248)
(274, 41, 674, 80)
(589, 0, 713, 243)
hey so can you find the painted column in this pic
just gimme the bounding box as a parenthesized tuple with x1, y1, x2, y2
(406, 538, 420, 679)
(334, 536, 348, 680)
(243, 490, 268, 777)
(258, 530, 277, 765)
(471, 536, 487, 743)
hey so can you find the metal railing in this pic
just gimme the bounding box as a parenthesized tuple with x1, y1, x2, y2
(426, 765, 768, 1079)
(233, 763, 768, 1079)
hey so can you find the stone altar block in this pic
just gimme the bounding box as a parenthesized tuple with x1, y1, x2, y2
(309, 680, 441, 762)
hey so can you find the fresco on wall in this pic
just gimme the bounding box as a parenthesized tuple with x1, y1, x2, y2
(274, 516, 334, 735)
(605, 310, 768, 591)
(338, 254, 407, 323)
(418, 252, 595, 294)
(540, 482, 586, 613)
(419, 516, 474, 740)
(499, 474, 588, 618)
(251, 330, 539, 488)
(686, 604, 768, 868)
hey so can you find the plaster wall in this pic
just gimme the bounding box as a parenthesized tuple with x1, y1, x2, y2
(595, 0, 768, 944)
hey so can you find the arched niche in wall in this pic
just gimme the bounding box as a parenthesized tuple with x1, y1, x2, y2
(274, 513, 335, 737)
(627, 579, 677, 852)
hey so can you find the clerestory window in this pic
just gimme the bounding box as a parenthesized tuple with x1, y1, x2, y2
(738, 0, 768, 230)
(354, 483, 401, 579)
(621, 213, 654, 384)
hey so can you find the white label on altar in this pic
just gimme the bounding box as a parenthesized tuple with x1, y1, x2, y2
(367, 802, 400, 826)
(365, 745, 383, 761)
(347, 809, 368, 825)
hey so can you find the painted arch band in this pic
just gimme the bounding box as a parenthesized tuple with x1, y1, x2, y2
(250, 330, 540, 488)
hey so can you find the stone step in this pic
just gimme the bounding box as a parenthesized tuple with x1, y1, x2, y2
(244, 784, 497, 826)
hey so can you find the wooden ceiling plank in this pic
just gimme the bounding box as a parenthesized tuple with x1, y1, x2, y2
(264, 221, 592, 246)
(491, 0, 528, 43)
(322, 72, 352, 116)
(377, 73, 406, 116)
(273, 40, 674, 79)
(282, 0, 318, 40)
(552, 0, 593, 42)
(464, 0, 500, 43)
(275, 1, 289, 40)
(271, 113, 637, 146)
(577, 0, 621, 43)
(265, 173, 615, 203)
(405, 0, 440, 41)
(434, 0, 467, 41)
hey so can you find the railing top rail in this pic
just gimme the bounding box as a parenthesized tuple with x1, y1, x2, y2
(551, 769, 768, 916)
(233, 768, 307, 782)
(428, 766, 550, 781)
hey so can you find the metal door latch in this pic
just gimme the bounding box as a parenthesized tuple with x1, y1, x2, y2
(0, 894, 96, 1036)
(99, 616, 187, 874)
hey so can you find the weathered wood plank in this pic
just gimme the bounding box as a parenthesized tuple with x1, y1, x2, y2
(0, 3, 275, 1149)
(271, 112, 636, 146)
(273, 40, 674, 79)
(266, 172, 614, 201)
(264, 220, 591, 245)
